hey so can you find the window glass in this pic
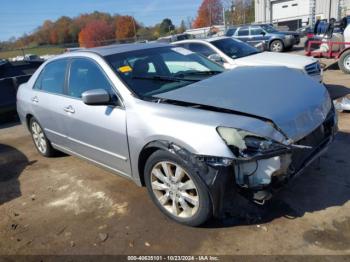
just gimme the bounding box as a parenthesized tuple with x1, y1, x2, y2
(237, 27, 249, 36)
(226, 28, 237, 36)
(261, 25, 279, 33)
(36, 59, 67, 94)
(211, 38, 259, 59)
(161, 50, 209, 73)
(68, 58, 113, 98)
(187, 43, 215, 57)
(250, 27, 264, 35)
(106, 46, 224, 97)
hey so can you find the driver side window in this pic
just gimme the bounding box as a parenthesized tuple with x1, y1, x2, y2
(68, 58, 113, 99)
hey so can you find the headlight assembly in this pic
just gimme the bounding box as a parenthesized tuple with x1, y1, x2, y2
(217, 127, 289, 159)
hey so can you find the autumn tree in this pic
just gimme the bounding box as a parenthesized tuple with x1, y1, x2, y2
(224, 0, 254, 25)
(115, 15, 138, 41)
(78, 20, 114, 48)
(193, 0, 223, 28)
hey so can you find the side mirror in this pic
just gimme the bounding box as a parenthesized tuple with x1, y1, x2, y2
(208, 54, 223, 64)
(261, 31, 266, 36)
(82, 89, 111, 106)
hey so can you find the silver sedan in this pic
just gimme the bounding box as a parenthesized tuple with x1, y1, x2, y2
(17, 43, 337, 226)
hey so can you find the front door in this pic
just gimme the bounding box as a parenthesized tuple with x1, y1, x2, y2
(248, 26, 266, 46)
(62, 58, 131, 176)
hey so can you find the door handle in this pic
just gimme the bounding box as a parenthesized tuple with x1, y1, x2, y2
(63, 105, 75, 114)
(31, 96, 39, 103)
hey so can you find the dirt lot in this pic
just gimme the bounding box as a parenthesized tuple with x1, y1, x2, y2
(0, 56, 350, 256)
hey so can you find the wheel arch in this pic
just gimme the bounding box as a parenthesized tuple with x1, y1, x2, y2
(337, 47, 350, 59)
(137, 139, 233, 218)
(137, 140, 196, 186)
(269, 38, 284, 48)
(25, 113, 34, 131)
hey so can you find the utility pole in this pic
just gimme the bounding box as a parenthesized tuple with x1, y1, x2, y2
(209, 3, 212, 26)
(223, 7, 226, 28)
(329, 0, 332, 21)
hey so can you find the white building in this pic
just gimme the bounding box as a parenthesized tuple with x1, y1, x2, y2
(255, 0, 350, 30)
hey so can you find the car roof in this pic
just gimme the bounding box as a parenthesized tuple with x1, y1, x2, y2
(81, 42, 170, 57)
(174, 36, 230, 44)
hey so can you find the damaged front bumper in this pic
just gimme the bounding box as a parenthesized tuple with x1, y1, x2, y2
(230, 107, 338, 203)
(200, 107, 337, 215)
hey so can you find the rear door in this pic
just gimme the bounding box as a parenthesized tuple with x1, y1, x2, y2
(235, 26, 250, 43)
(30, 59, 70, 146)
(62, 57, 131, 176)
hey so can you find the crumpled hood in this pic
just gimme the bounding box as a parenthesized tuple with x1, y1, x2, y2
(236, 52, 318, 70)
(156, 66, 331, 142)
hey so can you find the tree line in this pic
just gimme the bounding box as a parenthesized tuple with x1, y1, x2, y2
(0, 12, 185, 50)
(0, 0, 254, 50)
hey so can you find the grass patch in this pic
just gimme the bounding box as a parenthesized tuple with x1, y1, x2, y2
(0, 46, 65, 59)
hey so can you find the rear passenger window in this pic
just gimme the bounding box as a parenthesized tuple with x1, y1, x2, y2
(68, 58, 113, 98)
(34, 59, 67, 94)
(237, 27, 249, 36)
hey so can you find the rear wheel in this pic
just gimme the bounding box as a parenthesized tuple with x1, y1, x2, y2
(29, 117, 57, 157)
(270, 40, 284, 52)
(144, 150, 212, 226)
(338, 50, 350, 74)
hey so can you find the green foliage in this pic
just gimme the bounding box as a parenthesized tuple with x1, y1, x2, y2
(159, 18, 175, 36)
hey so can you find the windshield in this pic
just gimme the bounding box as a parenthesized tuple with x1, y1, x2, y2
(105, 46, 224, 98)
(261, 25, 279, 33)
(211, 38, 260, 59)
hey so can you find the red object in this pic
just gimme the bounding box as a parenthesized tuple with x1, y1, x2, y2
(305, 40, 350, 59)
(307, 33, 314, 39)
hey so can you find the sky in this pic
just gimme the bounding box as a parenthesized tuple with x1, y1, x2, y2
(0, 0, 203, 41)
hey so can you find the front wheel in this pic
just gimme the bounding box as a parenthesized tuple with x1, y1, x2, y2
(144, 150, 212, 226)
(270, 40, 284, 52)
(338, 50, 350, 74)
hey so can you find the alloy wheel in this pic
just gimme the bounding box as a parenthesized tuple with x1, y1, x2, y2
(271, 41, 283, 52)
(150, 161, 199, 218)
(31, 121, 47, 154)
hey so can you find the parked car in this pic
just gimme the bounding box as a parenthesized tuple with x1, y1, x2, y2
(226, 24, 300, 52)
(173, 37, 322, 82)
(17, 43, 337, 226)
(157, 33, 193, 43)
(1, 60, 43, 119)
(24, 54, 43, 62)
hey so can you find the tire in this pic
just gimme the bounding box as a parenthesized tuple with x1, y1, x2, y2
(338, 50, 350, 74)
(144, 150, 212, 226)
(29, 117, 57, 157)
(270, 40, 284, 52)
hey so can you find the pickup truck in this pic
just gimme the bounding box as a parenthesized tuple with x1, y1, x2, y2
(0, 60, 43, 120)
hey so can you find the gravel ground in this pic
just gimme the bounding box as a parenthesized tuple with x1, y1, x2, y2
(0, 51, 350, 256)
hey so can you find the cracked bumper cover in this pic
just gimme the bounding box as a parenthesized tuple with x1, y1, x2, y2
(201, 107, 337, 216)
